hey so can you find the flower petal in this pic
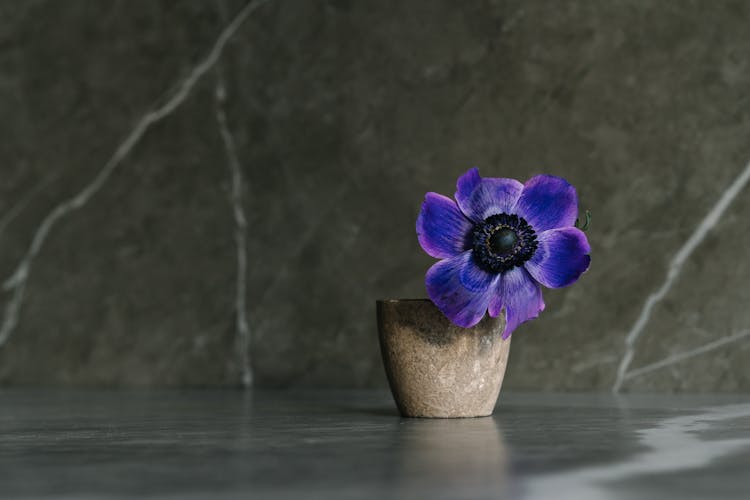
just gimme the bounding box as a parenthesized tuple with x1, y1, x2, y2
(497, 267, 545, 339)
(459, 253, 497, 293)
(488, 289, 503, 318)
(513, 174, 578, 232)
(426, 251, 499, 328)
(456, 167, 481, 203)
(416, 192, 473, 259)
(525, 227, 591, 289)
(455, 167, 524, 223)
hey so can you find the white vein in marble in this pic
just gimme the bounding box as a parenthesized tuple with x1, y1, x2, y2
(0, 0, 270, 348)
(0, 174, 56, 242)
(622, 329, 750, 383)
(613, 159, 750, 393)
(214, 65, 253, 388)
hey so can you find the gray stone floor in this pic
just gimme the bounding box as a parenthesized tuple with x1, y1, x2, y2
(1, 390, 749, 499)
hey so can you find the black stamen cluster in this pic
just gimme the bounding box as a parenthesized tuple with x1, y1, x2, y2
(471, 213, 538, 273)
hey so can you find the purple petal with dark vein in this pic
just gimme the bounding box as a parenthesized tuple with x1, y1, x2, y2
(426, 251, 499, 328)
(455, 168, 524, 222)
(416, 192, 474, 259)
(498, 267, 545, 339)
(513, 174, 578, 232)
(459, 252, 498, 292)
(525, 227, 591, 289)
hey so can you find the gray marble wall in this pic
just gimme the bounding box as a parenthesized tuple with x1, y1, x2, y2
(1, 0, 749, 392)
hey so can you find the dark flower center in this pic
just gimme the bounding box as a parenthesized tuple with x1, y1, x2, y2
(471, 213, 538, 274)
(489, 228, 518, 255)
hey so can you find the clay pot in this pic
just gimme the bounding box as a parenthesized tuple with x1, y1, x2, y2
(377, 299, 511, 418)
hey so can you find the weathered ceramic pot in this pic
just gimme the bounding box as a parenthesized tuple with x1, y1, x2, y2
(377, 299, 510, 418)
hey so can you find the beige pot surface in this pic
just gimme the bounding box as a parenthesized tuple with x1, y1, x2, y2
(377, 299, 511, 418)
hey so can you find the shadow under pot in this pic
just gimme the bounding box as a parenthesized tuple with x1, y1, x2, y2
(376, 299, 511, 418)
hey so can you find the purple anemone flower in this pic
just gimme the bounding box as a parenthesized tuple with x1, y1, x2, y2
(416, 168, 591, 338)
